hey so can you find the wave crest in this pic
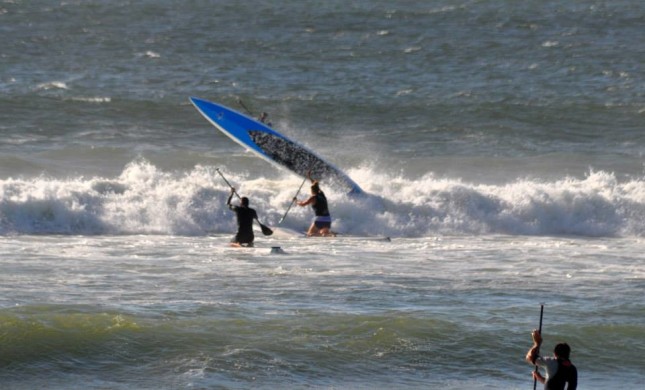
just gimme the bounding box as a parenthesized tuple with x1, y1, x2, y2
(0, 161, 643, 237)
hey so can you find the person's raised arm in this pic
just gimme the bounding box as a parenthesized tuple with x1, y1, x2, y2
(526, 329, 542, 364)
(227, 188, 236, 209)
(306, 169, 315, 183)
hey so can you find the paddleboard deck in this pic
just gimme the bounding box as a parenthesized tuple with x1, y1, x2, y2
(317, 235, 392, 242)
(190, 97, 363, 195)
(229, 242, 254, 248)
(271, 227, 390, 242)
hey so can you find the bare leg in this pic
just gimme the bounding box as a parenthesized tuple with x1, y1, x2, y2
(306, 223, 322, 237)
(319, 227, 336, 237)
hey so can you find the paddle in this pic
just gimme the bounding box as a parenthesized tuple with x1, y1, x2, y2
(215, 168, 273, 236)
(238, 98, 271, 126)
(237, 98, 254, 116)
(279, 175, 309, 224)
(533, 304, 545, 390)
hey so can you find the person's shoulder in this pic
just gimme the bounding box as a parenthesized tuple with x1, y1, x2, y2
(566, 360, 577, 369)
(534, 355, 552, 366)
(542, 356, 559, 370)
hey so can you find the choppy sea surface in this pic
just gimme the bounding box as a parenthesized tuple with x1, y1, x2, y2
(1, 1, 644, 389)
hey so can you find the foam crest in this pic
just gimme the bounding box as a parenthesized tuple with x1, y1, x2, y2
(35, 81, 68, 91)
(0, 161, 643, 237)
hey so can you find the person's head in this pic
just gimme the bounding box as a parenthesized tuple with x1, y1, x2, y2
(553, 343, 571, 360)
(240, 197, 249, 207)
(310, 181, 320, 194)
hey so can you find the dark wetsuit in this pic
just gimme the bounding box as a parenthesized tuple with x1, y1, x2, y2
(311, 192, 331, 229)
(228, 201, 258, 247)
(545, 359, 577, 390)
(535, 356, 577, 390)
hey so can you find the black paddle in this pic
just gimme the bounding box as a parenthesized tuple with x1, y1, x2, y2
(215, 168, 273, 236)
(237, 98, 254, 116)
(533, 304, 545, 390)
(279, 174, 309, 224)
(237, 97, 272, 127)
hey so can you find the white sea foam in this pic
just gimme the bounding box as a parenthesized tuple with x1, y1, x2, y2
(1, 160, 642, 237)
(69, 96, 112, 103)
(36, 81, 68, 90)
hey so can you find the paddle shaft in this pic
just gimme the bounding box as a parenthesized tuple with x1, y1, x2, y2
(279, 175, 309, 224)
(216, 168, 241, 199)
(533, 304, 545, 390)
(237, 98, 254, 116)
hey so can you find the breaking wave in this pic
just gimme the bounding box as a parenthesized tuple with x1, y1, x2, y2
(0, 160, 643, 238)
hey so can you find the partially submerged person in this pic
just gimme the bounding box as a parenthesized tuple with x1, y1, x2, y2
(294, 171, 335, 237)
(226, 188, 259, 247)
(258, 112, 272, 127)
(526, 329, 578, 390)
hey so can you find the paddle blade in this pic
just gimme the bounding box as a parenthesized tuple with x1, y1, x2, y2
(260, 223, 273, 236)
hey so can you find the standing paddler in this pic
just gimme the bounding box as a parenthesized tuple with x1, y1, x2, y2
(294, 170, 336, 237)
(526, 329, 578, 389)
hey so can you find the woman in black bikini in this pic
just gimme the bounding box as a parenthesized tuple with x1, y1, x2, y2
(294, 172, 335, 237)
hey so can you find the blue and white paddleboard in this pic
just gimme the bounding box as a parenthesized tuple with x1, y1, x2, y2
(190, 97, 363, 195)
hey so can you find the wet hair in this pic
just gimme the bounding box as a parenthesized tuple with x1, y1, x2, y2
(554, 343, 571, 359)
(241, 197, 249, 207)
(311, 181, 320, 194)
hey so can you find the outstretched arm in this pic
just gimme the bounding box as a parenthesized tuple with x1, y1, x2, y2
(296, 195, 316, 207)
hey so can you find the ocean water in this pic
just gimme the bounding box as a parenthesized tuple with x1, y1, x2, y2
(1, 1, 644, 389)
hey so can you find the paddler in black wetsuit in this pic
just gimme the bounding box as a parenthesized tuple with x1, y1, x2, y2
(294, 171, 335, 237)
(226, 187, 259, 247)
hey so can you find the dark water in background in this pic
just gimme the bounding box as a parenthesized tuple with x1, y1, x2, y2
(1, 1, 644, 389)
(2, 0, 643, 179)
